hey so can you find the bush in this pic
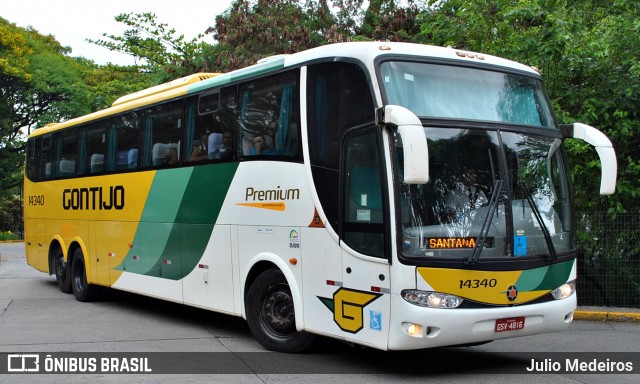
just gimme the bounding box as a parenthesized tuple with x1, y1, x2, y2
(0, 231, 20, 241)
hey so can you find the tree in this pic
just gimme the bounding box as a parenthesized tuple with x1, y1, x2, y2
(89, 1, 422, 76)
(88, 12, 213, 79)
(210, 0, 330, 71)
(0, 19, 32, 196)
(351, 0, 421, 41)
(75, 58, 159, 111)
(211, 0, 421, 70)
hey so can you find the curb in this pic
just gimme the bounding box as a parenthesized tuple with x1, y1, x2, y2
(574, 309, 640, 323)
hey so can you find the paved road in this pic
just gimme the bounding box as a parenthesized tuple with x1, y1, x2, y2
(1, 242, 638, 383)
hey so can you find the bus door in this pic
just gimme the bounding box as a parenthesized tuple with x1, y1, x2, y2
(339, 126, 391, 349)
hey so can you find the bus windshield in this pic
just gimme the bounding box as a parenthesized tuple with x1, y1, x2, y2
(397, 128, 575, 261)
(380, 61, 556, 128)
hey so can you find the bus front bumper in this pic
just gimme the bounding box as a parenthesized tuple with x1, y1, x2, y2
(387, 294, 576, 350)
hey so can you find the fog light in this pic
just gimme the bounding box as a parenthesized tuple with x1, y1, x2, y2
(551, 280, 576, 300)
(401, 322, 424, 337)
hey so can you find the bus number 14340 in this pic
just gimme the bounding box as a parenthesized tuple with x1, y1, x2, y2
(459, 279, 498, 289)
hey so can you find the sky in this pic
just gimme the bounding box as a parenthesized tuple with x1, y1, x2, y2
(2, 0, 234, 65)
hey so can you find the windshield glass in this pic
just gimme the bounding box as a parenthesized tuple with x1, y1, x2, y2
(380, 61, 556, 128)
(397, 128, 574, 261)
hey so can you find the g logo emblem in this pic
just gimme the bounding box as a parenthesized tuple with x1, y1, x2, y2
(318, 288, 382, 333)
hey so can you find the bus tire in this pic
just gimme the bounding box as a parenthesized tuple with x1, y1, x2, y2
(53, 247, 72, 294)
(246, 268, 314, 353)
(70, 248, 101, 302)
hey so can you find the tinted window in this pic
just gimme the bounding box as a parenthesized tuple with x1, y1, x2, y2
(307, 62, 375, 231)
(187, 87, 236, 163)
(238, 71, 300, 158)
(342, 128, 386, 258)
(54, 128, 78, 177)
(106, 112, 141, 171)
(141, 100, 184, 168)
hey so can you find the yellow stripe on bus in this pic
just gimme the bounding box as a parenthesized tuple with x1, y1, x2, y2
(417, 267, 547, 305)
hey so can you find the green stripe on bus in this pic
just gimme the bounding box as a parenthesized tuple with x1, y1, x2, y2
(187, 57, 286, 94)
(515, 260, 573, 292)
(116, 168, 192, 274)
(116, 163, 239, 280)
(531, 259, 574, 291)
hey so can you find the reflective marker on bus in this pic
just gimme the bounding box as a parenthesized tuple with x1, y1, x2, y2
(24, 42, 617, 353)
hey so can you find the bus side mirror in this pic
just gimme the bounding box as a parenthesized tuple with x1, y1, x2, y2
(562, 123, 617, 195)
(377, 105, 429, 184)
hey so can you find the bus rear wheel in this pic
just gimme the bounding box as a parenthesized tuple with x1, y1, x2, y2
(53, 247, 72, 294)
(70, 248, 101, 302)
(246, 269, 314, 353)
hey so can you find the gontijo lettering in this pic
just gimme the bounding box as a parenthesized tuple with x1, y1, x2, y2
(62, 186, 125, 210)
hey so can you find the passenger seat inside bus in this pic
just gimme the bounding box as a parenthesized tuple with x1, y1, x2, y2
(208, 133, 223, 159)
(58, 159, 75, 177)
(90, 154, 104, 173)
(152, 143, 179, 166)
(128, 149, 138, 168)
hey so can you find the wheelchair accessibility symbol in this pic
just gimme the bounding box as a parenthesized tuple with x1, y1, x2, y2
(514, 236, 527, 256)
(370, 310, 382, 331)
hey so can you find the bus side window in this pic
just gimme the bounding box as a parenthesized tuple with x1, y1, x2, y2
(307, 62, 375, 232)
(40, 135, 53, 180)
(143, 100, 184, 168)
(186, 87, 236, 163)
(84, 123, 107, 174)
(26, 138, 37, 181)
(106, 112, 140, 171)
(55, 128, 77, 178)
(238, 71, 299, 158)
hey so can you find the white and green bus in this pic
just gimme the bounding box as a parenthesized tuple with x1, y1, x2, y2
(24, 42, 617, 352)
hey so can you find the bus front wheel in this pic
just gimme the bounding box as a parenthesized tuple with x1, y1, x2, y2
(53, 247, 72, 294)
(70, 248, 101, 302)
(246, 269, 314, 353)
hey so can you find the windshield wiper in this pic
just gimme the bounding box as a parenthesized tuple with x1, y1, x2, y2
(520, 182, 558, 260)
(467, 180, 503, 264)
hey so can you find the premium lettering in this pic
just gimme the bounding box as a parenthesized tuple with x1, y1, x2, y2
(245, 186, 300, 201)
(63, 186, 125, 210)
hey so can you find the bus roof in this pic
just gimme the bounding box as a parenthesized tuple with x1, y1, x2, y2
(283, 41, 538, 75)
(28, 42, 539, 137)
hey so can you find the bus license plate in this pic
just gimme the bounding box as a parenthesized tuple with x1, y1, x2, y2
(495, 317, 525, 332)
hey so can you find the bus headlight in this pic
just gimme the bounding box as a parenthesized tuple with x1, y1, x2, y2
(401, 290, 464, 308)
(551, 280, 576, 300)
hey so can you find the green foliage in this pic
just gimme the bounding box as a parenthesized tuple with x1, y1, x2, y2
(0, 18, 32, 81)
(75, 58, 158, 110)
(0, 232, 20, 241)
(0, 18, 158, 240)
(88, 12, 212, 79)
(0, 194, 22, 234)
(577, 214, 640, 307)
(89, 1, 421, 74)
(1, 19, 94, 198)
(211, 0, 326, 71)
